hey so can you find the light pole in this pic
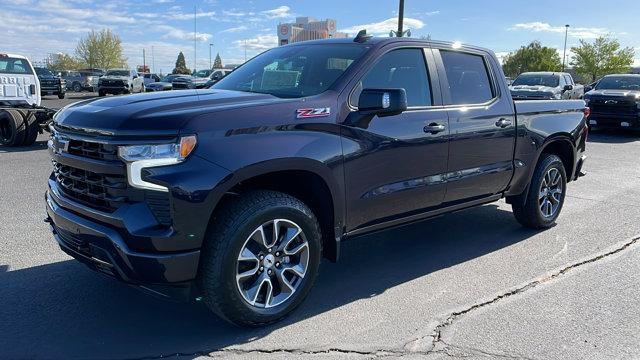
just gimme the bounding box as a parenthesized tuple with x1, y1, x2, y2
(397, 0, 404, 37)
(562, 24, 569, 71)
(209, 43, 213, 70)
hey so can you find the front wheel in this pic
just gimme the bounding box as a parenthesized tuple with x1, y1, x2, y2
(511, 154, 567, 229)
(73, 82, 82, 92)
(58, 92, 65, 99)
(198, 191, 322, 327)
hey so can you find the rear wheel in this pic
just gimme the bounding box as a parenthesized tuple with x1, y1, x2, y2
(57, 92, 65, 99)
(73, 82, 82, 92)
(0, 110, 26, 147)
(198, 191, 322, 327)
(511, 154, 567, 229)
(18, 110, 39, 146)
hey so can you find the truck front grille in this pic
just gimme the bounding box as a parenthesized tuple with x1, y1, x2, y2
(67, 139, 120, 161)
(53, 161, 128, 212)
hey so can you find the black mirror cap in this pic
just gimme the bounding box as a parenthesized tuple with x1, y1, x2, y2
(564, 84, 573, 91)
(584, 85, 592, 92)
(358, 88, 408, 117)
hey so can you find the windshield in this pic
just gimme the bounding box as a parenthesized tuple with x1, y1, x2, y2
(105, 70, 130, 77)
(0, 57, 33, 75)
(35, 67, 55, 76)
(595, 76, 640, 90)
(194, 70, 212, 78)
(512, 74, 559, 87)
(213, 44, 368, 98)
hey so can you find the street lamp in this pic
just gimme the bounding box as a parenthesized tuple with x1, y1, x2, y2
(562, 24, 570, 72)
(209, 43, 213, 70)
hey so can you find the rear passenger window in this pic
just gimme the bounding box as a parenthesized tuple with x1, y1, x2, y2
(354, 48, 432, 107)
(440, 50, 494, 105)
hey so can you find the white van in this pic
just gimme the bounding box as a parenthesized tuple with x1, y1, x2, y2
(0, 53, 40, 106)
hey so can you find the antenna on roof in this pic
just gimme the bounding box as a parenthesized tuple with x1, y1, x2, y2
(354, 29, 372, 43)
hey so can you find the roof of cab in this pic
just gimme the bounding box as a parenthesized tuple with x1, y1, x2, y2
(285, 37, 495, 54)
(0, 53, 29, 59)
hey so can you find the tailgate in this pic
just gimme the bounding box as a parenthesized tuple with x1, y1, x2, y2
(0, 75, 39, 106)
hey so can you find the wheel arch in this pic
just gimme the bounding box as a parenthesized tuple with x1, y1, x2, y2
(208, 158, 344, 262)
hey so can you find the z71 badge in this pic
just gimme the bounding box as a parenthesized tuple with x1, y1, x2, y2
(296, 107, 331, 119)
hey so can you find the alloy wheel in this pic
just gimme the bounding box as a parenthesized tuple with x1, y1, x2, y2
(236, 219, 309, 309)
(539, 167, 563, 218)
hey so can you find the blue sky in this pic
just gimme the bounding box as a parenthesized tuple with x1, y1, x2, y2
(1, 0, 638, 73)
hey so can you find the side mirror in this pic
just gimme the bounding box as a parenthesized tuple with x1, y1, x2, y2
(563, 84, 573, 91)
(358, 88, 407, 117)
(584, 85, 592, 92)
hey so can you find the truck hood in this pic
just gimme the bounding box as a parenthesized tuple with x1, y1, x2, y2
(101, 75, 130, 81)
(53, 89, 284, 137)
(509, 85, 559, 92)
(585, 89, 640, 99)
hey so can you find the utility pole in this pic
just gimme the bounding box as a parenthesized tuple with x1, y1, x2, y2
(562, 24, 570, 72)
(397, 0, 405, 37)
(193, 5, 197, 73)
(209, 43, 213, 69)
(244, 40, 247, 63)
(152, 46, 155, 74)
(142, 48, 146, 74)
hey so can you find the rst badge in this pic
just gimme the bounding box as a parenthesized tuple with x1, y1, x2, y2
(296, 107, 331, 119)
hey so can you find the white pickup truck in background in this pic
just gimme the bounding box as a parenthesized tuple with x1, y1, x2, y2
(0, 53, 56, 147)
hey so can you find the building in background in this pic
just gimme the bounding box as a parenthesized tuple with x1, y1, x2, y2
(277, 17, 348, 46)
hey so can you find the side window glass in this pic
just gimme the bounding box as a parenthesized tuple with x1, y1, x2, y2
(440, 50, 494, 105)
(353, 48, 431, 107)
(564, 75, 572, 85)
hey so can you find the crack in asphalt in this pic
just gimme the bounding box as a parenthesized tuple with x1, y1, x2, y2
(412, 235, 640, 357)
(131, 236, 639, 360)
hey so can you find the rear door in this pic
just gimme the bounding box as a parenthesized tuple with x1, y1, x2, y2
(341, 46, 450, 231)
(432, 46, 515, 203)
(0, 56, 39, 106)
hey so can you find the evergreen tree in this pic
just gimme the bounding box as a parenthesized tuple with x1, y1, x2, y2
(213, 53, 223, 69)
(172, 52, 191, 75)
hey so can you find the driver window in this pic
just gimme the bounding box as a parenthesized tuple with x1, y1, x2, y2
(352, 48, 432, 108)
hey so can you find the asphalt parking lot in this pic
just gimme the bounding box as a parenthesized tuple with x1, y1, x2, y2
(1, 94, 639, 359)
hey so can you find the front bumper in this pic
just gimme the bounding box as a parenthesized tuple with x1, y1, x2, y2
(46, 190, 200, 300)
(99, 85, 130, 93)
(588, 116, 640, 129)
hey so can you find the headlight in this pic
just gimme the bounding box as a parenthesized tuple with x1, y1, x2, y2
(118, 135, 197, 191)
(553, 93, 562, 99)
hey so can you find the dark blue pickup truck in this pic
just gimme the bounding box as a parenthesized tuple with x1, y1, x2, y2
(45, 35, 588, 326)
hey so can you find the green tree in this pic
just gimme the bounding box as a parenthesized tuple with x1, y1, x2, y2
(571, 36, 635, 82)
(213, 53, 223, 69)
(75, 29, 127, 69)
(47, 53, 83, 71)
(502, 41, 562, 78)
(172, 52, 191, 74)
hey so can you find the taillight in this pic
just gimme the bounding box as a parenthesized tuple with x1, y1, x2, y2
(584, 106, 591, 119)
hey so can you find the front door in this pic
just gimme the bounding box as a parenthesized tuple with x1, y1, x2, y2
(341, 47, 450, 231)
(433, 48, 516, 203)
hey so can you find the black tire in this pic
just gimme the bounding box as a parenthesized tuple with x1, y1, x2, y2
(58, 92, 65, 99)
(98, 90, 105, 97)
(511, 154, 567, 229)
(140, 84, 145, 93)
(73, 82, 82, 92)
(18, 110, 39, 146)
(0, 110, 27, 147)
(198, 190, 322, 327)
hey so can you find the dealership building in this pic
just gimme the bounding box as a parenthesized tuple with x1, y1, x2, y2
(277, 17, 348, 46)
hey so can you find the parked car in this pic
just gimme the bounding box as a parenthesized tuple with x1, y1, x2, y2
(145, 74, 184, 92)
(584, 74, 640, 130)
(510, 72, 584, 100)
(171, 75, 208, 90)
(0, 53, 56, 147)
(59, 70, 98, 92)
(34, 67, 65, 99)
(204, 69, 233, 88)
(142, 73, 161, 86)
(97, 69, 144, 96)
(45, 35, 588, 327)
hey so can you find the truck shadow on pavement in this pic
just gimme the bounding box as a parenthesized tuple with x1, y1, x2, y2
(0, 139, 49, 153)
(587, 129, 640, 143)
(0, 204, 539, 359)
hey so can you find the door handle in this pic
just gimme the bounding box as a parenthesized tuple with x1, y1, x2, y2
(423, 123, 446, 134)
(495, 118, 512, 128)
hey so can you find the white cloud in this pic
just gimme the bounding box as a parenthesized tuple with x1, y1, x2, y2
(158, 25, 212, 42)
(341, 17, 425, 36)
(511, 22, 609, 39)
(233, 34, 278, 52)
(167, 10, 216, 21)
(261, 6, 293, 19)
(220, 26, 248, 34)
